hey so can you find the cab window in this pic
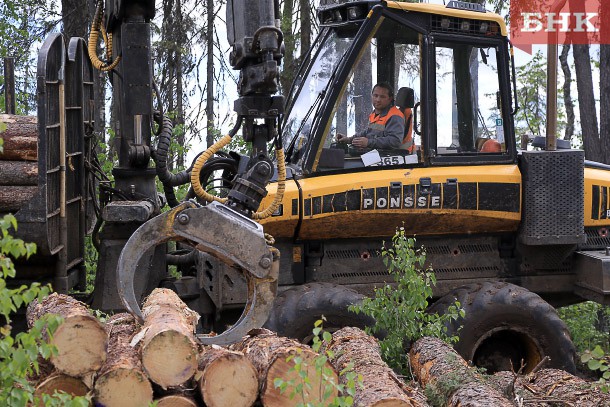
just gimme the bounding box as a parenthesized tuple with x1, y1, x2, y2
(314, 17, 423, 173)
(434, 41, 505, 156)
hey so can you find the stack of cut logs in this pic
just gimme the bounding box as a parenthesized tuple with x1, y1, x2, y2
(27, 290, 610, 407)
(0, 114, 38, 213)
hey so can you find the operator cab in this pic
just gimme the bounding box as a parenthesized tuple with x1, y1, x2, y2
(282, 0, 515, 175)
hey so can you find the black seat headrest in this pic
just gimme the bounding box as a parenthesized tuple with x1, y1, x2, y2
(396, 87, 414, 109)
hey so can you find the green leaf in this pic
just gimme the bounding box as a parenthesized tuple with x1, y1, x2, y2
(592, 345, 605, 359)
(588, 359, 602, 370)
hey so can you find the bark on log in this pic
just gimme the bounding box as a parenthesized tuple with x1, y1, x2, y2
(491, 369, 610, 406)
(133, 288, 200, 388)
(325, 327, 429, 407)
(93, 313, 153, 407)
(409, 337, 513, 407)
(0, 186, 38, 212)
(231, 328, 338, 407)
(0, 114, 37, 161)
(155, 395, 198, 407)
(0, 161, 37, 185)
(33, 374, 89, 406)
(26, 293, 107, 377)
(197, 345, 258, 407)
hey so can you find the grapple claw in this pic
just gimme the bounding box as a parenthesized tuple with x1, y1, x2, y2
(117, 202, 197, 323)
(116, 201, 278, 345)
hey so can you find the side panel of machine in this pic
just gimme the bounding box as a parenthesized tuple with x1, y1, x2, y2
(262, 165, 522, 240)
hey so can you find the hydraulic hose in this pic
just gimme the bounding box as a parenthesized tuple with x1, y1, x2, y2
(190, 116, 286, 220)
(253, 148, 286, 220)
(88, 0, 121, 72)
(191, 117, 243, 204)
(154, 114, 192, 207)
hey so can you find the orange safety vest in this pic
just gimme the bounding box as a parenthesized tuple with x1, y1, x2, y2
(368, 106, 404, 127)
(368, 106, 415, 153)
(400, 107, 415, 154)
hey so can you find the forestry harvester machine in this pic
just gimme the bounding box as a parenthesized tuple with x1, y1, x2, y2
(9, 0, 610, 374)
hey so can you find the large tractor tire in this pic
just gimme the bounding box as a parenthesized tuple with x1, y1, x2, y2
(428, 282, 576, 374)
(263, 283, 375, 342)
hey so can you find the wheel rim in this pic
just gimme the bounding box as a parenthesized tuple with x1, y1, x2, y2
(471, 328, 542, 374)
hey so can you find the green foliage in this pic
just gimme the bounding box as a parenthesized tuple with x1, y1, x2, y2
(349, 228, 463, 376)
(581, 346, 610, 393)
(514, 51, 568, 144)
(559, 301, 610, 353)
(274, 319, 361, 407)
(0, 214, 91, 406)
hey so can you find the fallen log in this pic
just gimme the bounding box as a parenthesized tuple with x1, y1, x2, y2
(0, 114, 37, 161)
(133, 288, 200, 389)
(197, 345, 258, 407)
(155, 395, 199, 407)
(491, 368, 610, 406)
(33, 373, 89, 406)
(409, 337, 513, 407)
(26, 293, 107, 377)
(232, 328, 338, 407)
(325, 327, 429, 407)
(0, 186, 38, 212)
(93, 313, 153, 407)
(0, 161, 37, 185)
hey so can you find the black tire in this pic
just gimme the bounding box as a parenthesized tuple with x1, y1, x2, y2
(263, 282, 375, 341)
(428, 282, 576, 374)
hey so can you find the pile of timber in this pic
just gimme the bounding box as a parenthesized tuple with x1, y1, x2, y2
(26, 292, 610, 407)
(409, 336, 610, 406)
(25, 290, 429, 407)
(0, 114, 38, 213)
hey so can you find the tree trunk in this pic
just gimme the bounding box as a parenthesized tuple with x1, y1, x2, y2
(559, 44, 574, 142)
(326, 327, 429, 407)
(198, 345, 258, 407)
(0, 161, 37, 185)
(299, 0, 311, 61)
(0, 186, 38, 212)
(34, 374, 89, 407)
(61, 0, 90, 39)
(26, 293, 107, 377)
(175, 0, 185, 169)
(155, 395, 198, 407)
(93, 313, 153, 407)
(573, 43, 601, 162)
(354, 47, 373, 130)
(0, 114, 37, 161)
(279, 0, 296, 94)
(409, 337, 513, 407)
(133, 288, 200, 388)
(601, 44, 610, 164)
(205, 0, 215, 148)
(231, 328, 338, 407)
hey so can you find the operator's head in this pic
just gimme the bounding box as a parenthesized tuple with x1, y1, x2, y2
(372, 82, 394, 113)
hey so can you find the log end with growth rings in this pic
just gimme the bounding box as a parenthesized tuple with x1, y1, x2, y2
(155, 395, 198, 407)
(94, 367, 153, 407)
(51, 315, 108, 377)
(200, 350, 259, 407)
(141, 330, 199, 388)
(34, 374, 89, 406)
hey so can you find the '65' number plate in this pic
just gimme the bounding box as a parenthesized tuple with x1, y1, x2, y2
(379, 156, 405, 166)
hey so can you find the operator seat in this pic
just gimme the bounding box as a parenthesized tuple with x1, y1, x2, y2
(395, 87, 415, 154)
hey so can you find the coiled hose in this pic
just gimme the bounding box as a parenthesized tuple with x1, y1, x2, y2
(88, 0, 121, 72)
(191, 117, 286, 220)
